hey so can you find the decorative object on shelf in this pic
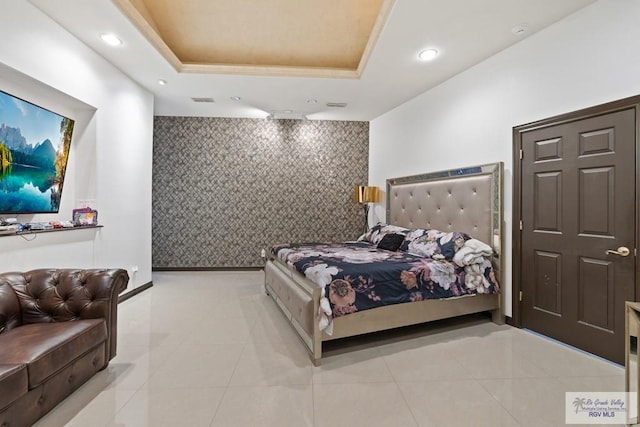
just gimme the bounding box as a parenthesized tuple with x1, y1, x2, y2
(72, 207, 98, 226)
(354, 185, 380, 233)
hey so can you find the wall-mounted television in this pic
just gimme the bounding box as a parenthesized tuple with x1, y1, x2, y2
(0, 90, 74, 215)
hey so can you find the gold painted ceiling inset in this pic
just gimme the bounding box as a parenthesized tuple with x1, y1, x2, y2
(113, 0, 393, 78)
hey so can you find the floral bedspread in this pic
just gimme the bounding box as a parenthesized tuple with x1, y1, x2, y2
(271, 241, 499, 330)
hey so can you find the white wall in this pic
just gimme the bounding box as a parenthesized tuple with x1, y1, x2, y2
(369, 0, 640, 317)
(0, 2, 153, 292)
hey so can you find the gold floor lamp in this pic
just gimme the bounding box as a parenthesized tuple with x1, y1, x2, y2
(355, 185, 380, 234)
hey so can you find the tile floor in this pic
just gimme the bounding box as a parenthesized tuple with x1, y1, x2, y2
(34, 271, 625, 427)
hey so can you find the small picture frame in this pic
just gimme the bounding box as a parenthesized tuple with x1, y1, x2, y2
(73, 209, 98, 226)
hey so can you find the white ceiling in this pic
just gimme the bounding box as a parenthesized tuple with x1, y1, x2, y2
(30, 0, 596, 121)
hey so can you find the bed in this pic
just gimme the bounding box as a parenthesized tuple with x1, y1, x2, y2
(264, 162, 504, 365)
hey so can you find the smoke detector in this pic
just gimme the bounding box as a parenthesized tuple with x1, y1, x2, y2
(512, 23, 528, 35)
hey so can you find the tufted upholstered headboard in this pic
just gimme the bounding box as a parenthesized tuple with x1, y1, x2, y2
(386, 162, 503, 256)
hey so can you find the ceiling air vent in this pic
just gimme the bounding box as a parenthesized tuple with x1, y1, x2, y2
(191, 97, 215, 103)
(326, 102, 347, 108)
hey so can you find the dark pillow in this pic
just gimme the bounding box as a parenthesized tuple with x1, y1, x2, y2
(377, 233, 405, 251)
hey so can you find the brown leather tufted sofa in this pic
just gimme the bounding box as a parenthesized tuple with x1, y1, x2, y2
(0, 268, 128, 427)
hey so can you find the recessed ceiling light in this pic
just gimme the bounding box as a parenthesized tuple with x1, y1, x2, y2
(100, 33, 122, 46)
(512, 23, 528, 35)
(307, 99, 318, 104)
(230, 96, 241, 101)
(418, 48, 439, 61)
(158, 79, 167, 86)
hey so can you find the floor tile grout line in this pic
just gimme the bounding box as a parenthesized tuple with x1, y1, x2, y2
(311, 378, 316, 426)
(476, 376, 574, 426)
(108, 288, 165, 425)
(379, 344, 431, 425)
(474, 377, 525, 426)
(208, 385, 230, 427)
(394, 379, 424, 426)
(106, 384, 146, 426)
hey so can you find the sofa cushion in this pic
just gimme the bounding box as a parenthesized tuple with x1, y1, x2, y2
(0, 319, 107, 388)
(0, 364, 28, 411)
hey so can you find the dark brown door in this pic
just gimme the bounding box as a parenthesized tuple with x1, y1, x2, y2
(520, 108, 636, 364)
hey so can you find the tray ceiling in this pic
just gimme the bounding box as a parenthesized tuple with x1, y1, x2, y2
(113, 0, 391, 77)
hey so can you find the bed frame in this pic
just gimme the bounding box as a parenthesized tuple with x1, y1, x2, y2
(264, 162, 504, 365)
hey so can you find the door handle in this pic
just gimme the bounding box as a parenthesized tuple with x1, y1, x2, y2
(605, 246, 631, 257)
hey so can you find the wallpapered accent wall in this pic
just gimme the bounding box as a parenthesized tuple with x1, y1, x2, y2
(152, 117, 369, 268)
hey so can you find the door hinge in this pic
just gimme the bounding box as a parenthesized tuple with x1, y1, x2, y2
(519, 290, 523, 302)
(519, 220, 523, 230)
(519, 149, 523, 160)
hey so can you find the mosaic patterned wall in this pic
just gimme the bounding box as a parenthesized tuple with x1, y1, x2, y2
(152, 117, 369, 268)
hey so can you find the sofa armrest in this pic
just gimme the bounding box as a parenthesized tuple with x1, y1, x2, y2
(0, 269, 129, 362)
(0, 284, 22, 334)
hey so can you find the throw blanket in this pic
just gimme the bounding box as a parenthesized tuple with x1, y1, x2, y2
(453, 239, 494, 266)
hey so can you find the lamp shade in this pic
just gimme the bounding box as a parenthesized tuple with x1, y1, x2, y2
(355, 186, 380, 203)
